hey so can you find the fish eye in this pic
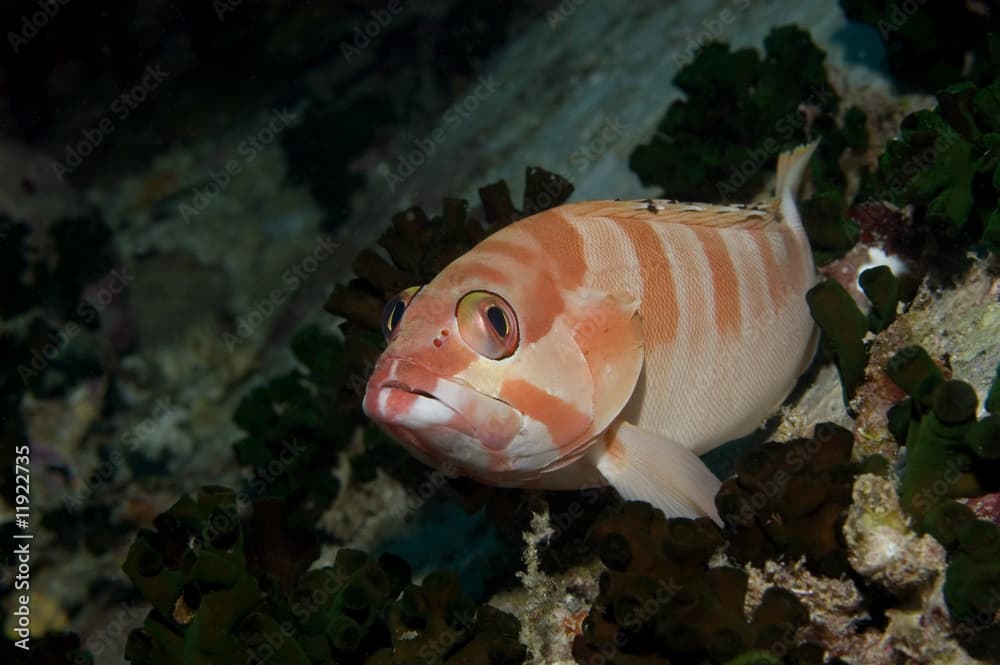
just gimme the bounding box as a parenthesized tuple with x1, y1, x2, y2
(382, 286, 421, 342)
(456, 291, 518, 359)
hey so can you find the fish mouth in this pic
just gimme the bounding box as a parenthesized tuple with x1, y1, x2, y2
(363, 358, 522, 453)
(380, 380, 440, 402)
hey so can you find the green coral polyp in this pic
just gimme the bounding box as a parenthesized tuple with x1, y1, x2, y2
(884, 347, 1000, 523)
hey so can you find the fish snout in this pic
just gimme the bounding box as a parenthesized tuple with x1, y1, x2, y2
(362, 357, 523, 461)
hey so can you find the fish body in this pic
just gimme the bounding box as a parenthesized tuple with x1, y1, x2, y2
(363, 143, 819, 522)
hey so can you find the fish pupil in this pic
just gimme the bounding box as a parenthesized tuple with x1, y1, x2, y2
(383, 300, 405, 338)
(389, 302, 405, 329)
(486, 305, 507, 337)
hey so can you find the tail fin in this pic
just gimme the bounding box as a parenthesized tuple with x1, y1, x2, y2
(775, 140, 819, 203)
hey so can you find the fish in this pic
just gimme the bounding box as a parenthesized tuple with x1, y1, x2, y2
(362, 142, 820, 524)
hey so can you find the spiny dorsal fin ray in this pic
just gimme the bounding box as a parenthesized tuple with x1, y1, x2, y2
(561, 199, 780, 231)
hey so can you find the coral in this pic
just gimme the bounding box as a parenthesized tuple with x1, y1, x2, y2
(628, 25, 864, 263)
(883, 346, 1000, 524)
(743, 559, 870, 663)
(571, 501, 830, 664)
(806, 263, 916, 406)
(806, 279, 873, 406)
(231, 324, 364, 523)
(839, 1, 997, 93)
(844, 474, 946, 595)
(121, 485, 523, 664)
(864, 75, 1000, 263)
(513, 506, 569, 663)
(371, 571, 526, 664)
(717, 422, 861, 578)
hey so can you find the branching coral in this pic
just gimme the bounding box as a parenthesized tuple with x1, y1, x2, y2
(806, 264, 915, 406)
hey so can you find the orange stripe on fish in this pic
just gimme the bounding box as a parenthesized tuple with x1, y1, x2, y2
(499, 377, 591, 452)
(748, 231, 785, 313)
(616, 218, 680, 345)
(520, 211, 587, 287)
(363, 142, 821, 522)
(693, 226, 742, 338)
(476, 237, 538, 266)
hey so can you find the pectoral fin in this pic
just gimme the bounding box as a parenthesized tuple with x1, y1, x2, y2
(591, 421, 722, 524)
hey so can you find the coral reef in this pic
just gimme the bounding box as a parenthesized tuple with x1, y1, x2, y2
(121, 485, 524, 664)
(571, 501, 833, 664)
(883, 346, 1000, 524)
(865, 72, 1000, 264)
(844, 473, 946, 595)
(716, 422, 861, 578)
(5, 5, 1000, 664)
(231, 324, 360, 524)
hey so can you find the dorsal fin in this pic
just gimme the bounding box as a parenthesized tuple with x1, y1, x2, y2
(559, 140, 820, 232)
(560, 199, 780, 231)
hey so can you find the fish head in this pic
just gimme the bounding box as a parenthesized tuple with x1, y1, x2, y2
(362, 256, 645, 484)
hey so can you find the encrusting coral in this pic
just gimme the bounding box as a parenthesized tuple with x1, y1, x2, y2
(571, 501, 839, 665)
(716, 422, 862, 579)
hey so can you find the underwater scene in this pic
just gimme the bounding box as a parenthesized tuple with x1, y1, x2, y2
(1, 0, 999, 663)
